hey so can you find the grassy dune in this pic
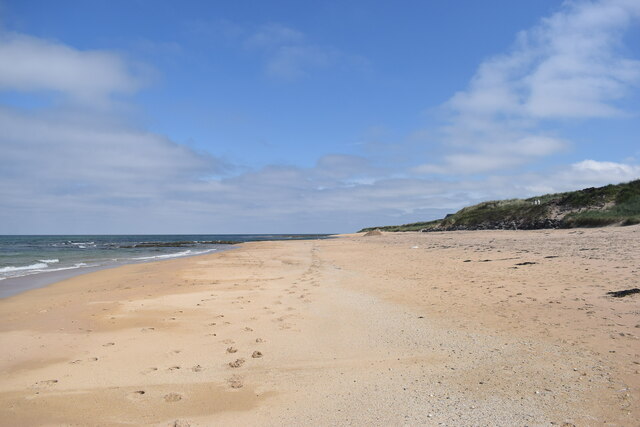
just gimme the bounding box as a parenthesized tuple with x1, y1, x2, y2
(360, 179, 640, 232)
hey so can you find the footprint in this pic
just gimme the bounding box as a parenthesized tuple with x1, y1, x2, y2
(35, 379, 58, 387)
(129, 390, 146, 399)
(164, 392, 182, 402)
(255, 338, 264, 343)
(226, 347, 238, 354)
(102, 342, 115, 347)
(168, 366, 181, 371)
(191, 365, 204, 372)
(251, 351, 263, 358)
(227, 375, 243, 389)
(244, 327, 253, 332)
(141, 367, 158, 374)
(221, 339, 235, 344)
(229, 359, 245, 368)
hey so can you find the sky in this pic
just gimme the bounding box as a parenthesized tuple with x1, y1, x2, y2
(0, 0, 639, 234)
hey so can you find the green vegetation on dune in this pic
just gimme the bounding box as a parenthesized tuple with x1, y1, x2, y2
(563, 194, 640, 227)
(359, 179, 640, 232)
(360, 220, 441, 233)
(438, 199, 548, 228)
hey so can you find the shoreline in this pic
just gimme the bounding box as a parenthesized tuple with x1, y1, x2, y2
(0, 227, 638, 425)
(0, 245, 238, 299)
(0, 235, 334, 299)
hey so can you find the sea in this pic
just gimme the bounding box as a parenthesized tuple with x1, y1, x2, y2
(0, 234, 329, 298)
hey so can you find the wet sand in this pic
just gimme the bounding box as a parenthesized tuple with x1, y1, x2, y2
(0, 227, 638, 426)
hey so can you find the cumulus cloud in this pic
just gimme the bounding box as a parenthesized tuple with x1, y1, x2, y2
(0, 33, 141, 105)
(416, 0, 640, 175)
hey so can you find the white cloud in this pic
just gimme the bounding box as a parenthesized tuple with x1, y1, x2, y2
(243, 23, 350, 80)
(449, 0, 640, 119)
(415, 135, 567, 175)
(418, 0, 640, 175)
(245, 23, 305, 49)
(566, 159, 640, 182)
(524, 0, 640, 118)
(0, 33, 141, 105)
(0, 108, 227, 198)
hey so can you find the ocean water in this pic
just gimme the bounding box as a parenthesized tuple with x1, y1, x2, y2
(0, 235, 328, 294)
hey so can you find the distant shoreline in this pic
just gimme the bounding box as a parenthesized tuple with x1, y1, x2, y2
(0, 234, 332, 299)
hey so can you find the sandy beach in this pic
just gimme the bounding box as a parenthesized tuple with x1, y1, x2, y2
(1, 227, 638, 426)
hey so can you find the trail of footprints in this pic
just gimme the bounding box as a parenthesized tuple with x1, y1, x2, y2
(52, 243, 324, 400)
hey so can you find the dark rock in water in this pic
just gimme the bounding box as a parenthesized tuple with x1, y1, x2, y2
(606, 288, 640, 298)
(120, 240, 236, 248)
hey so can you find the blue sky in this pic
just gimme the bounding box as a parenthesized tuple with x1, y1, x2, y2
(1, 0, 639, 234)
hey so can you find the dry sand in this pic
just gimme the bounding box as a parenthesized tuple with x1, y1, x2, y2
(1, 226, 639, 426)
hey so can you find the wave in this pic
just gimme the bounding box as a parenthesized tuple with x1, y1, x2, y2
(0, 247, 219, 281)
(0, 262, 49, 273)
(69, 242, 96, 249)
(0, 257, 88, 276)
(33, 263, 89, 273)
(131, 248, 217, 261)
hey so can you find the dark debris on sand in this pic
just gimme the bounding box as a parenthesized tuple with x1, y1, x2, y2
(606, 288, 640, 298)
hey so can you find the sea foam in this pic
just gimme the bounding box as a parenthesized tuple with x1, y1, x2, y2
(131, 249, 217, 261)
(0, 262, 49, 273)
